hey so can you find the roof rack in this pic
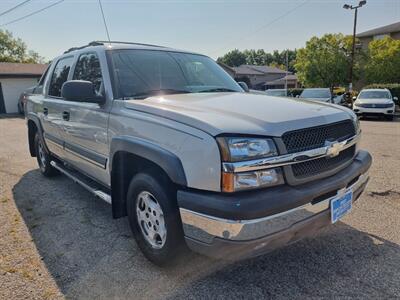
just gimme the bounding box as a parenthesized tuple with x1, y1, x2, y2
(63, 41, 165, 54)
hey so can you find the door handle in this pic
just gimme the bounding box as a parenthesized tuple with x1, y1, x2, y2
(43, 107, 48, 116)
(62, 111, 70, 121)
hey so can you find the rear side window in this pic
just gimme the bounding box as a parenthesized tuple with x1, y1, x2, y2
(73, 53, 103, 95)
(48, 56, 74, 97)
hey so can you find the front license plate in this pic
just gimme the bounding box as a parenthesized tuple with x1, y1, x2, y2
(331, 191, 353, 223)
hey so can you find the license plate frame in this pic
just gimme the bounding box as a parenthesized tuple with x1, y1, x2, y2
(331, 190, 353, 224)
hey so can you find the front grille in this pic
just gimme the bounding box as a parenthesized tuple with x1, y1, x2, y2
(357, 103, 392, 108)
(292, 145, 356, 179)
(282, 120, 356, 154)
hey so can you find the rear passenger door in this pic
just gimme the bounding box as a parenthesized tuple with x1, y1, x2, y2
(60, 52, 111, 186)
(41, 56, 74, 159)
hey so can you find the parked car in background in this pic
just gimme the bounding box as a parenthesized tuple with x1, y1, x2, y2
(18, 66, 49, 115)
(353, 88, 396, 121)
(264, 89, 287, 97)
(25, 41, 371, 266)
(299, 88, 333, 103)
(18, 86, 36, 115)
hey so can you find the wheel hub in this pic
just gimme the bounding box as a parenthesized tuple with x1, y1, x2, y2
(136, 191, 166, 249)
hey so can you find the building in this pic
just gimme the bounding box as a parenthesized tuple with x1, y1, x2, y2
(0, 62, 47, 114)
(217, 62, 236, 78)
(232, 65, 291, 90)
(263, 74, 299, 90)
(357, 21, 400, 50)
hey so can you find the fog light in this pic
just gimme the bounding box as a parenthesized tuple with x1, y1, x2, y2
(222, 168, 284, 192)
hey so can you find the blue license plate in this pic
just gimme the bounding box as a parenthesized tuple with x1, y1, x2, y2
(331, 191, 353, 223)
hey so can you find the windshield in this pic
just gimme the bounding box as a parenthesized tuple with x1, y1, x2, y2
(265, 90, 286, 96)
(111, 49, 243, 99)
(358, 90, 390, 99)
(300, 89, 331, 98)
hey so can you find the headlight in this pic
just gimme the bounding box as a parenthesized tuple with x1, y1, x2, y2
(222, 168, 284, 192)
(217, 137, 283, 192)
(216, 137, 278, 162)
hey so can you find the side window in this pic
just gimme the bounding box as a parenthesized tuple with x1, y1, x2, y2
(48, 57, 73, 97)
(73, 53, 103, 96)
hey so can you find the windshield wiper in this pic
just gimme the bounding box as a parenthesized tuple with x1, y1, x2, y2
(122, 89, 192, 100)
(198, 88, 239, 93)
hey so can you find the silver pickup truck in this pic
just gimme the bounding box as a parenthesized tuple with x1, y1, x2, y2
(26, 41, 372, 266)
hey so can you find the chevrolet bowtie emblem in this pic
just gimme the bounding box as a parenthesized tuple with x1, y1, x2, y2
(325, 140, 344, 158)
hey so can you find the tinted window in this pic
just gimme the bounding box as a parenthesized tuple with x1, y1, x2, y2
(358, 90, 390, 99)
(73, 53, 103, 95)
(300, 89, 331, 98)
(111, 49, 242, 99)
(48, 57, 73, 97)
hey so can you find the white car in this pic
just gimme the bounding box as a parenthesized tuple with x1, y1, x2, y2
(353, 89, 397, 121)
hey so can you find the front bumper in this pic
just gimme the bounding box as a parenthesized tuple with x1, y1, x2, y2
(178, 150, 371, 259)
(353, 106, 394, 115)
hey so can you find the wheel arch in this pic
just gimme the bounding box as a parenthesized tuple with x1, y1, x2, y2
(27, 114, 44, 157)
(110, 136, 187, 219)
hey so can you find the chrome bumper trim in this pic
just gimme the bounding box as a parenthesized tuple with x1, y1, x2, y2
(222, 134, 360, 173)
(180, 172, 369, 244)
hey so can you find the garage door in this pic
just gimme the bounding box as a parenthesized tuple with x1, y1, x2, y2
(0, 78, 39, 113)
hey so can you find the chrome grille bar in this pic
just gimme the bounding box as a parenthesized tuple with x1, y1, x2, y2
(222, 134, 360, 173)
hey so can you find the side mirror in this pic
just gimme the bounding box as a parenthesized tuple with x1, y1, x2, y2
(238, 81, 249, 93)
(296, 95, 300, 98)
(352, 96, 357, 101)
(393, 96, 398, 101)
(61, 80, 105, 104)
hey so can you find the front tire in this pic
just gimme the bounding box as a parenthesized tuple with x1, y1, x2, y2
(34, 133, 58, 177)
(127, 172, 186, 266)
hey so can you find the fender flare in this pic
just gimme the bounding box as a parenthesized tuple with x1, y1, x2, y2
(26, 113, 47, 156)
(109, 136, 187, 186)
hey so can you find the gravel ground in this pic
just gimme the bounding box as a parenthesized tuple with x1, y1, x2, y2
(0, 116, 399, 299)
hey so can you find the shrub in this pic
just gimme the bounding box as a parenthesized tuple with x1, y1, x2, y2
(364, 83, 400, 104)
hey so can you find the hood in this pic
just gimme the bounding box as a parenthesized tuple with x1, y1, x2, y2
(300, 97, 331, 102)
(124, 92, 353, 136)
(355, 98, 394, 105)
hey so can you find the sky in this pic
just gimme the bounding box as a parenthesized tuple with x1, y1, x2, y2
(0, 0, 399, 61)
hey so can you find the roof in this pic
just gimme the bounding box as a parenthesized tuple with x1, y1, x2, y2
(0, 63, 48, 77)
(232, 65, 264, 75)
(243, 65, 289, 74)
(63, 41, 201, 56)
(264, 74, 298, 86)
(357, 21, 400, 38)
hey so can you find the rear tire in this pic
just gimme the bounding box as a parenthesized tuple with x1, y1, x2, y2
(126, 172, 186, 266)
(34, 133, 58, 177)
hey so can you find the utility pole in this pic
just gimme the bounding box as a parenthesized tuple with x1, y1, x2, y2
(343, 0, 367, 92)
(284, 50, 288, 96)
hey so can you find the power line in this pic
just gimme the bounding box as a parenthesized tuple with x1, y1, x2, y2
(210, 0, 309, 55)
(0, 0, 32, 18)
(0, 0, 65, 27)
(98, 0, 111, 44)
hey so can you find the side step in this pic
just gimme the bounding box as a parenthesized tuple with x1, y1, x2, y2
(50, 161, 111, 204)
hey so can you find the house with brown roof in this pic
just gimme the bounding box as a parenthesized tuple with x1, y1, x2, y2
(357, 21, 400, 50)
(232, 65, 292, 90)
(0, 62, 48, 114)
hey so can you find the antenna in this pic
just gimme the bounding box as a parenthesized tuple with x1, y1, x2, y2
(98, 0, 111, 45)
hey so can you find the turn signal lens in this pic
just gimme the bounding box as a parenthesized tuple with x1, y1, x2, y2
(222, 168, 284, 192)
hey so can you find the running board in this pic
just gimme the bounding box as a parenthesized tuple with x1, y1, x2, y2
(50, 161, 111, 204)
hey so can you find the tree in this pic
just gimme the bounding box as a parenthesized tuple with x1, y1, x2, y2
(0, 30, 43, 63)
(294, 33, 356, 89)
(216, 49, 246, 67)
(365, 36, 400, 84)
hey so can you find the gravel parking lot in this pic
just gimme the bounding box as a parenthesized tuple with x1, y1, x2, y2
(1, 116, 399, 299)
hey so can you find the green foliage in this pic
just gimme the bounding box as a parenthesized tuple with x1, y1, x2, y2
(0, 30, 43, 63)
(294, 33, 357, 89)
(217, 49, 297, 72)
(216, 49, 246, 67)
(364, 83, 400, 104)
(365, 37, 400, 84)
